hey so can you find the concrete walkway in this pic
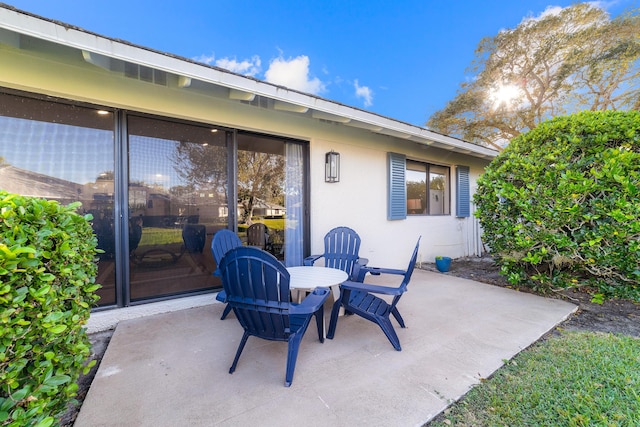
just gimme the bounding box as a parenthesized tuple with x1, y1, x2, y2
(75, 270, 576, 427)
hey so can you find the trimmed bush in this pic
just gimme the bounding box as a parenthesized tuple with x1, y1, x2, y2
(0, 192, 100, 426)
(475, 110, 640, 302)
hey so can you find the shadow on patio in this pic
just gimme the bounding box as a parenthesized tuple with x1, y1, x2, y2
(75, 269, 576, 426)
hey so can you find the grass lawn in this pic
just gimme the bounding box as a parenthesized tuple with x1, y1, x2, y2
(430, 331, 640, 426)
(238, 218, 285, 231)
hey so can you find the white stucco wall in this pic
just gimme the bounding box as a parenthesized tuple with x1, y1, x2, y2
(307, 134, 488, 269)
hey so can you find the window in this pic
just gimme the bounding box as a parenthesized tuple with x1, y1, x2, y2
(406, 160, 450, 215)
(388, 152, 452, 219)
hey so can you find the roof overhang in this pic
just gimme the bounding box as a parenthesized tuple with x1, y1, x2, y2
(0, 5, 498, 160)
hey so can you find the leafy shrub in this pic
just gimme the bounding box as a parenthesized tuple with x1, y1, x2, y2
(475, 110, 640, 301)
(0, 192, 100, 426)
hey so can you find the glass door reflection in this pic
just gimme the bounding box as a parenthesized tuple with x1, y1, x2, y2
(127, 116, 229, 301)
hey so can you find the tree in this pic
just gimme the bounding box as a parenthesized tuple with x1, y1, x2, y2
(172, 141, 285, 224)
(474, 110, 640, 302)
(172, 142, 228, 195)
(427, 3, 640, 149)
(237, 151, 284, 224)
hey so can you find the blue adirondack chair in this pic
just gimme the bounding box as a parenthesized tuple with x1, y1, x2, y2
(327, 237, 421, 351)
(218, 246, 330, 387)
(303, 226, 368, 280)
(211, 229, 242, 320)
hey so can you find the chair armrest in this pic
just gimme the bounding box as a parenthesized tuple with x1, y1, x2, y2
(353, 265, 406, 282)
(289, 287, 330, 314)
(350, 258, 368, 281)
(303, 254, 323, 266)
(340, 280, 403, 296)
(365, 266, 406, 275)
(216, 290, 227, 303)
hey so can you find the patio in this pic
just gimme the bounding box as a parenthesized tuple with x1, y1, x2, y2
(74, 269, 576, 426)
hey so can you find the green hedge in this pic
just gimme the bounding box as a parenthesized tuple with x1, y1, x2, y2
(0, 192, 100, 426)
(475, 110, 640, 302)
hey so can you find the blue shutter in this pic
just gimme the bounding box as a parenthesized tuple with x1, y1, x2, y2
(456, 165, 470, 217)
(388, 152, 406, 220)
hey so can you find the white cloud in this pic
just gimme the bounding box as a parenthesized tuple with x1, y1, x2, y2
(264, 55, 325, 95)
(354, 80, 373, 107)
(193, 53, 216, 65)
(215, 56, 262, 77)
(582, 1, 617, 13)
(192, 53, 262, 77)
(508, 3, 607, 35)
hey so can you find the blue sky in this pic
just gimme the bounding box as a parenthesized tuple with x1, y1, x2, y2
(6, 0, 638, 126)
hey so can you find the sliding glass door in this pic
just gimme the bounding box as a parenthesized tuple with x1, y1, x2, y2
(236, 132, 305, 267)
(127, 115, 229, 301)
(0, 92, 117, 304)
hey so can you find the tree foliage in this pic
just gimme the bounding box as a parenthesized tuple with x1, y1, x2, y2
(237, 151, 284, 224)
(172, 142, 228, 196)
(474, 110, 640, 302)
(0, 192, 100, 426)
(171, 140, 285, 224)
(427, 3, 640, 149)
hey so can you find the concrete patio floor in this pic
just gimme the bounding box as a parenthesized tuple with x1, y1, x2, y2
(75, 269, 577, 427)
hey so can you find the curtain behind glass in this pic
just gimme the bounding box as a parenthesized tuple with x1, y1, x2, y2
(284, 142, 304, 266)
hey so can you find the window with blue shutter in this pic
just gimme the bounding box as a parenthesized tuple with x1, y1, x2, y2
(456, 165, 470, 217)
(388, 152, 406, 220)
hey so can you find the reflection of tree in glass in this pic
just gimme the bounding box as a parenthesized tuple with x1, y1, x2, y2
(407, 180, 426, 203)
(238, 151, 284, 224)
(430, 175, 445, 190)
(172, 142, 227, 198)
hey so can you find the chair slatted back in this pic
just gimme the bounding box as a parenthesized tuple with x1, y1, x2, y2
(390, 237, 421, 309)
(246, 223, 269, 249)
(323, 226, 361, 274)
(182, 224, 206, 253)
(211, 229, 242, 265)
(219, 246, 292, 340)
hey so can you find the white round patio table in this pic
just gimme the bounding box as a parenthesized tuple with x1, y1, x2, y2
(286, 266, 348, 305)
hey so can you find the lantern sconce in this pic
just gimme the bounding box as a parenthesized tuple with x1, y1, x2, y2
(325, 150, 340, 183)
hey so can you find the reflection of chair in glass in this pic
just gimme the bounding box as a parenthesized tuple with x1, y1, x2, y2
(211, 229, 242, 320)
(218, 246, 330, 387)
(181, 224, 207, 272)
(96, 216, 141, 284)
(268, 229, 285, 258)
(246, 223, 270, 250)
(327, 237, 421, 351)
(129, 216, 143, 257)
(304, 226, 368, 281)
(129, 223, 204, 270)
(92, 210, 116, 260)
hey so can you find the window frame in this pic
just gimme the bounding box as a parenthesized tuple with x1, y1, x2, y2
(406, 159, 451, 216)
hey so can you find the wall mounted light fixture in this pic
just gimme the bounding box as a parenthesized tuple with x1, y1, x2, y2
(325, 150, 340, 183)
